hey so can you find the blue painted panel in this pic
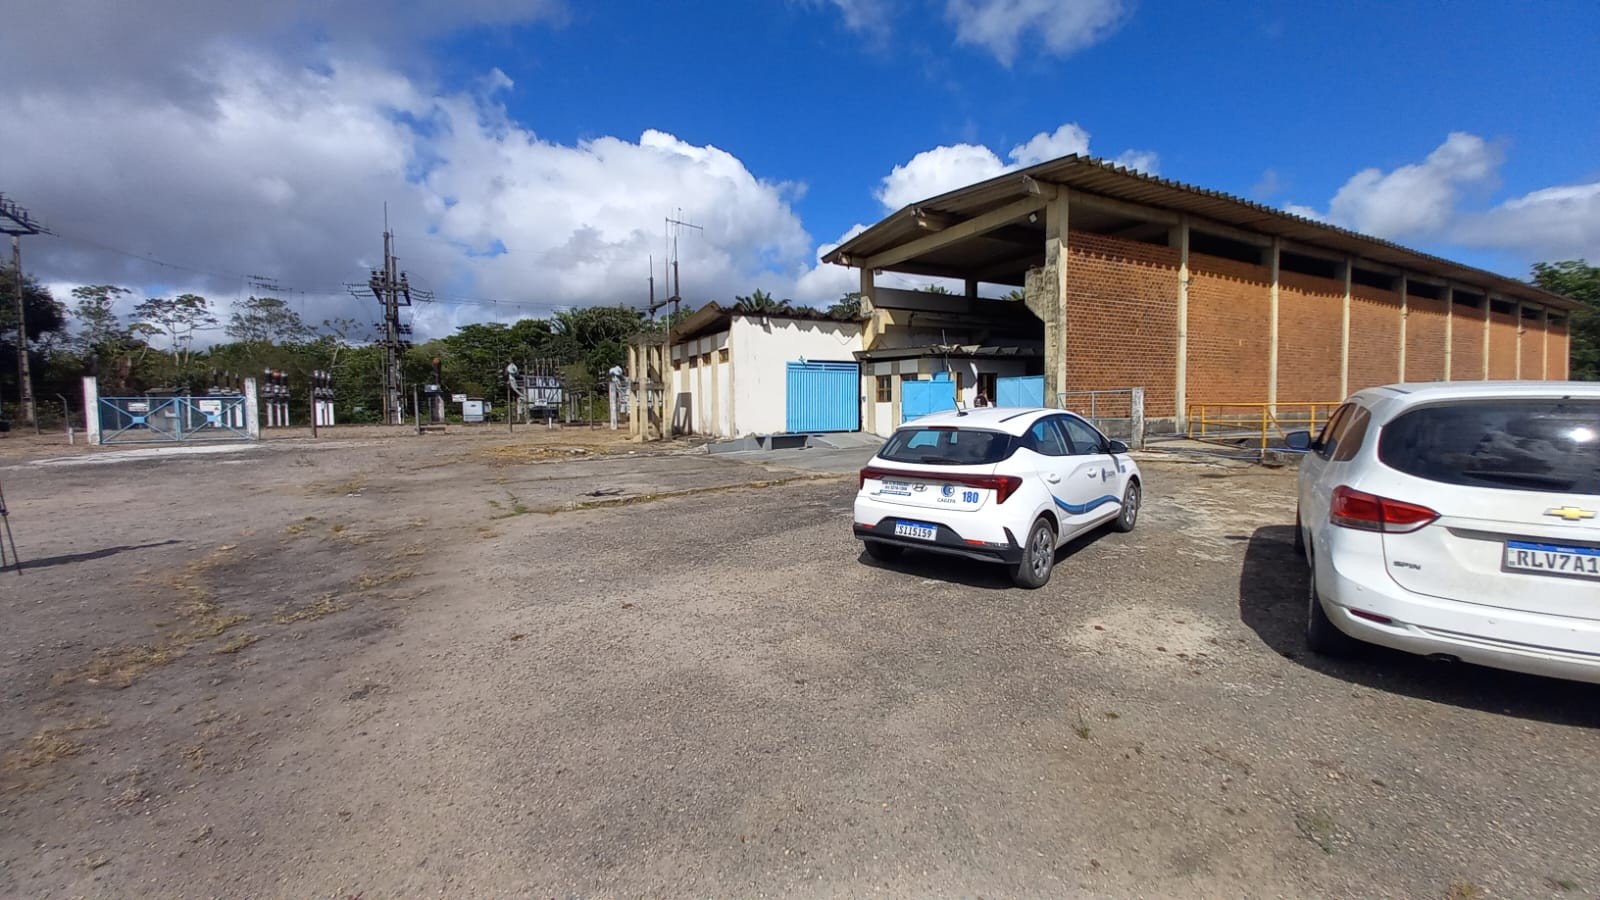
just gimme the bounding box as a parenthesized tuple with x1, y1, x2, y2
(996, 375, 1044, 408)
(901, 378, 956, 421)
(785, 362, 859, 433)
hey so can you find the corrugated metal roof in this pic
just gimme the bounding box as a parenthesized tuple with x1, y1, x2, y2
(823, 155, 1577, 311)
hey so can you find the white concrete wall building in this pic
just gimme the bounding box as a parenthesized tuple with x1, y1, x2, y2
(667, 305, 863, 438)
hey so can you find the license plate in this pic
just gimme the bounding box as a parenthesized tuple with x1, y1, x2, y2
(1505, 540, 1600, 580)
(893, 520, 938, 541)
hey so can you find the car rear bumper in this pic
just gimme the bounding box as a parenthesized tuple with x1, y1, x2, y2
(852, 519, 1024, 565)
(1318, 534, 1600, 685)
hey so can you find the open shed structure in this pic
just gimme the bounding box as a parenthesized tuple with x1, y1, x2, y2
(823, 155, 1579, 431)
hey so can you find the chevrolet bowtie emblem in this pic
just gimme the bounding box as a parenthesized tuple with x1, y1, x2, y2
(1544, 506, 1597, 522)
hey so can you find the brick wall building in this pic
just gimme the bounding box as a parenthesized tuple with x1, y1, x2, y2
(826, 156, 1578, 427)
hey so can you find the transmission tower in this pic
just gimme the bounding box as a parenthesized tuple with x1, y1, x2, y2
(0, 194, 47, 430)
(346, 211, 431, 424)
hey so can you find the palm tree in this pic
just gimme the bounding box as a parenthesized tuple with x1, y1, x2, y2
(733, 289, 790, 314)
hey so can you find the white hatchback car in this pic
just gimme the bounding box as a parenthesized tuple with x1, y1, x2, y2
(854, 407, 1142, 588)
(1293, 382, 1600, 683)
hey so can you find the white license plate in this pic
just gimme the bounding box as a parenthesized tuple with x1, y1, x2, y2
(1505, 541, 1600, 580)
(893, 521, 938, 541)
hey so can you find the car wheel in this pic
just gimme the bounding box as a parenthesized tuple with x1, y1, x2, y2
(1293, 505, 1306, 558)
(1112, 479, 1140, 533)
(863, 540, 903, 563)
(1305, 551, 1359, 656)
(1012, 518, 1056, 589)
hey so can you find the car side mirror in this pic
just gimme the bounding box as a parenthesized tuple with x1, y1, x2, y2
(1106, 439, 1129, 454)
(1284, 430, 1313, 452)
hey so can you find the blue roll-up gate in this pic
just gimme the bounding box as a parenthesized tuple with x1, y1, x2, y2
(996, 375, 1045, 408)
(901, 373, 956, 422)
(785, 361, 860, 433)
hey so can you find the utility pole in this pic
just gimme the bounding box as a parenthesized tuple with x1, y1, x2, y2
(649, 215, 701, 439)
(347, 207, 430, 424)
(0, 194, 46, 431)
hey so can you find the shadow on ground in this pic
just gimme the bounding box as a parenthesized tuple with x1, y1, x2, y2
(856, 527, 1108, 592)
(1239, 524, 1600, 727)
(14, 539, 182, 571)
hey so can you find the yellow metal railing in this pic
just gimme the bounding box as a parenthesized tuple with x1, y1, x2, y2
(1186, 402, 1343, 455)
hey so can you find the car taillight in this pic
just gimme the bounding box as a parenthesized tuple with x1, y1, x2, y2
(858, 467, 1023, 504)
(1330, 486, 1438, 534)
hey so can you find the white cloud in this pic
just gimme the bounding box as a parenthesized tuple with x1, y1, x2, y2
(1453, 182, 1600, 261)
(1301, 132, 1502, 238)
(944, 0, 1127, 66)
(3, 53, 820, 338)
(875, 121, 1152, 209)
(793, 224, 871, 303)
(1283, 131, 1600, 265)
(1008, 123, 1091, 167)
(1111, 149, 1159, 174)
(821, 0, 893, 32)
(875, 143, 1010, 210)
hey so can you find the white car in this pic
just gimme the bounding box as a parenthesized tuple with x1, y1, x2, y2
(854, 407, 1142, 588)
(1292, 381, 1600, 684)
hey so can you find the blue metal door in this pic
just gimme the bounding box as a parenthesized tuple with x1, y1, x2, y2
(785, 362, 859, 433)
(901, 374, 956, 422)
(996, 375, 1045, 408)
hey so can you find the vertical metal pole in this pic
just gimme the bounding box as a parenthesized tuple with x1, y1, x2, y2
(311, 384, 318, 438)
(12, 235, 36, 431)
(507, 381, 513, 433)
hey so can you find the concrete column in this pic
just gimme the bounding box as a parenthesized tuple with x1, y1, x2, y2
(964, 278, 979, 299)
(1542, 310, 1550, 379)
(243, 377, 261, 440)
(1398, 275, 1409, 382)
(1482, 294, 1493, 379)
(1444, 285, 1454, 381)
(890, 370, 903, 429)
(1175, 216, 1190, 428)
(1267, 238, 1280, 410)
(1340, 259, 1352, 399)
(82, 376, 102, 445)
(1024, 187, 1070, 408)
(1515, 301, 1524, 379)
(859, 267, 879, 350)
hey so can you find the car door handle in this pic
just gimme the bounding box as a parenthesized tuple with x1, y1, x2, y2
(1046, 474, 1061, 484)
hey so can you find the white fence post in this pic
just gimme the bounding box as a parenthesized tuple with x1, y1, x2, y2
(82, 376, 102, 445)
(243, 378, 261, 441)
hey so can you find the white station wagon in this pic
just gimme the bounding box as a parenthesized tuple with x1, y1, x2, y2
(1292, 382, 1600, 684)
(854, 407, 1142, 588)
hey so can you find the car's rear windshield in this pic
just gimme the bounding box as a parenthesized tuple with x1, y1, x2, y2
(880, 427, 1014, 466)
(1377, 399, 1600, 495)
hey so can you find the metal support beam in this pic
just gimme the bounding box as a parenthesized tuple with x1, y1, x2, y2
(1069, 191, 1181, 226)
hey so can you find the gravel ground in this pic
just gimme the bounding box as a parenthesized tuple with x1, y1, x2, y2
(2, 430, 1598, 898)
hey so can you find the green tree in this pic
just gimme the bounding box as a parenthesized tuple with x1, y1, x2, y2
(1532, 260, 1600, 380)
(132, 293, 218, 376)
(226, 295, 312, 344)
(828, 291, 865, 319)
(69, 285, 133, 355)
(1001, 288, 1026, 302)
(918, 283, 952, 294)
(0, 264, 69, 414)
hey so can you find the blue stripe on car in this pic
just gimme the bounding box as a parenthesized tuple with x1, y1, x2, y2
(1052, 494, 1121, 515)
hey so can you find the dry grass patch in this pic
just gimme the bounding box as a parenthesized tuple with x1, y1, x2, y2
(3, 718, 109, 772)
(213, 633, 259, 654)
(355, 569, 415, 591)
(273, 593, 348, 625)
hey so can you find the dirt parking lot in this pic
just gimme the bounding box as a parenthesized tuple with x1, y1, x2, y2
(2, 427, 1598, 897)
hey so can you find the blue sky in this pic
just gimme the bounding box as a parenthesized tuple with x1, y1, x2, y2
(2, 0, 1597, 335)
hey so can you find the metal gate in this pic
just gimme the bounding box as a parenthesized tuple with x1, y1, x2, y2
(901, 374, 956, 422)
(97, 395, 253, 445)
(785, 361, 859, 433)
(996, 375, 1044, 408)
